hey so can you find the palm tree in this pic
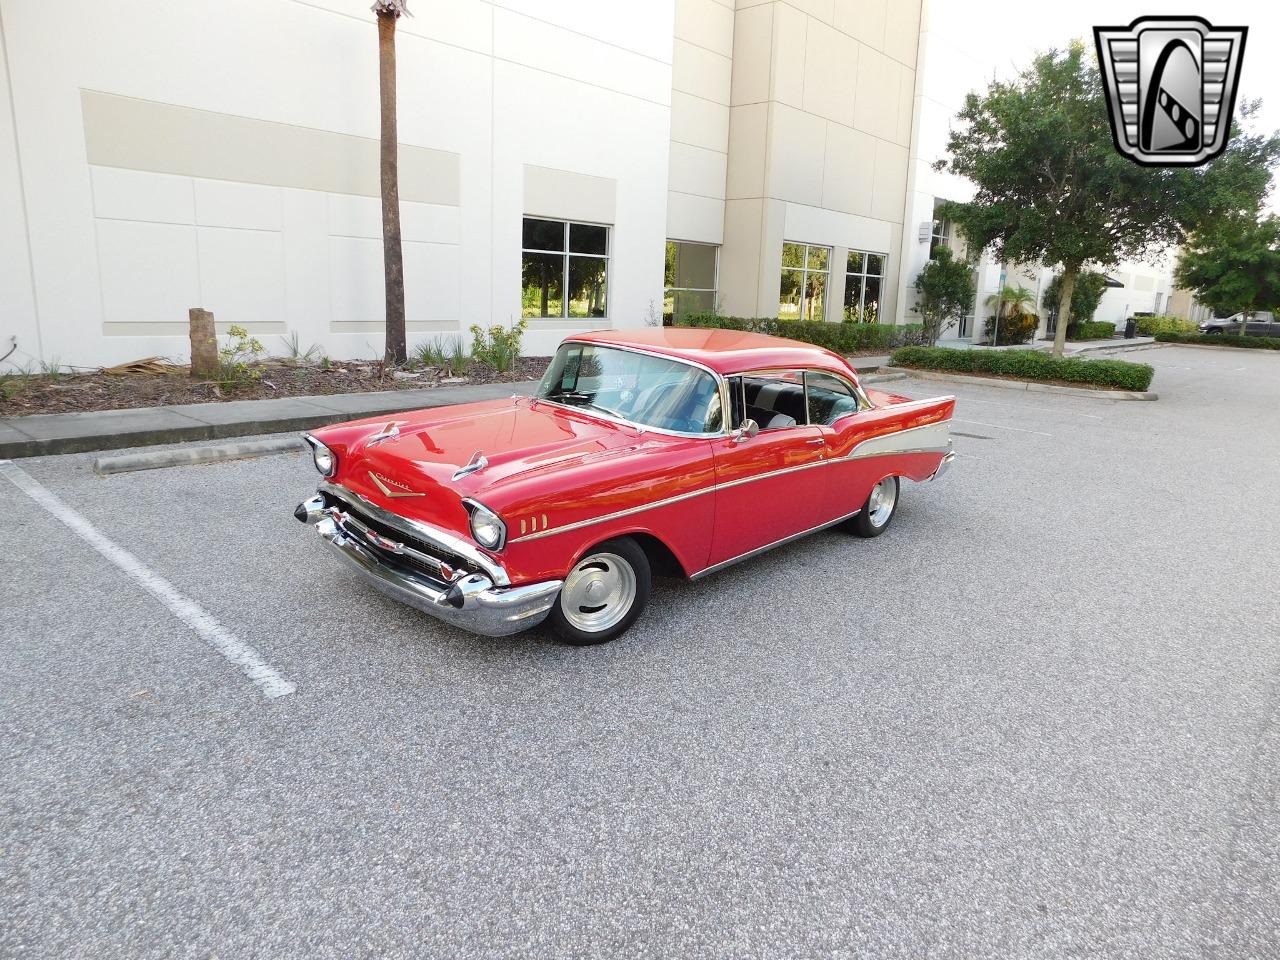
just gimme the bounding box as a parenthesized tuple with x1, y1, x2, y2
(984, 284, 1037, 345)
(373, 1, 410, 365)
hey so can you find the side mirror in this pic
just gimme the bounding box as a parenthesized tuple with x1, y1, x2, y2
(734, 419, 760, 443)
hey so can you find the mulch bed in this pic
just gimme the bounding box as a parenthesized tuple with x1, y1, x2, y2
(0, 357, 552, 417)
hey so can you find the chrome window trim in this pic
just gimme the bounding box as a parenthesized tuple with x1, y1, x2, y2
(319, 481, 510, 586)
(506, 418, 952, 545)
(538, 340, 731, 439)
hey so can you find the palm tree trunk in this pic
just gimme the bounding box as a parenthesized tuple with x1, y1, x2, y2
(1053, 268, 1077, 358)
(377, 11, 406, 365)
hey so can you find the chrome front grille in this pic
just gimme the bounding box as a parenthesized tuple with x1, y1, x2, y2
(319, 493, 474, 587)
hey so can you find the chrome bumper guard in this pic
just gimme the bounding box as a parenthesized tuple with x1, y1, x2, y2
(928, 447, 957, 481)
(296, 494, 561, 637)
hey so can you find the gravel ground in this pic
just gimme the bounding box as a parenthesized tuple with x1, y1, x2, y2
(2, 343, 1278, 959)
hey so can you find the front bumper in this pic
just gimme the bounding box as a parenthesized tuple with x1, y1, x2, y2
(297, 494, 561, 637)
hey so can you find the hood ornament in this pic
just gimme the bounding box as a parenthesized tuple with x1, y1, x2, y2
(452, 450, 488, 481)
(367, 422, 401, 446)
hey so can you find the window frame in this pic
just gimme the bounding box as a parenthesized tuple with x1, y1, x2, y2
(779, 242, 832, 323)
(930, 215, 951, 261)
(844, 250, 886, 322)
(803, 369, 869, 425)
(664, 239, 719, 324)
(521, 217, 611, 321)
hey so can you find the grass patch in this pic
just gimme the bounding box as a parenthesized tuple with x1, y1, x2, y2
(890, 346, 1155, 392)
(1154, 332, 1280, 350)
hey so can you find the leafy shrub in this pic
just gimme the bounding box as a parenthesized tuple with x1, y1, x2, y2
(1154, 332, 1280, 350)
(470, 319, 527, 373)
(678, 313, 926, 352)
(1069, 320, 1117, 340)
(1135, 315, 1197, 336)
(984, 312, 1038, 345)
(217, 325, 265, 389)
(889, 346, 1155, 391)
(1043, 271, 1109, 325)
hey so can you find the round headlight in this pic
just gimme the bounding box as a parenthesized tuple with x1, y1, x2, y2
(468, 503, 506, 550)
(308, 438, 336, 477)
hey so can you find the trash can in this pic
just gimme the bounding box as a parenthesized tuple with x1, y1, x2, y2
(1123, 318, 1137, 339)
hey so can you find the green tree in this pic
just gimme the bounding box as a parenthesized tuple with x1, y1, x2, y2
(914, 248, 976, 345)
(374, 0, 410, 365)
(1042, 270, 1108, 331)
(1176, 216, 1280, 326)
(935, 42, 1280, 357)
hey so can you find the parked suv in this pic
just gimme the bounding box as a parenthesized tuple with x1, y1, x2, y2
(1198, 311, 1278, 336)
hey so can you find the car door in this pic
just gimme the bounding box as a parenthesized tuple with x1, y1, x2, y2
(708, 371, 827, 566)
(804, 370, 885, 521)
(1245, 312, 1270, 336)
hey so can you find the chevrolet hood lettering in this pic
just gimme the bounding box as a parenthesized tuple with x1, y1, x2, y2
(369, 471, 424, 498)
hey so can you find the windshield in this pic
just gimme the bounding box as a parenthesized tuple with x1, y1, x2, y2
(536, 343, 723, 434)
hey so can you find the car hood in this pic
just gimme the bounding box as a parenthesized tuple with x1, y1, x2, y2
(315, 398, 642, 533)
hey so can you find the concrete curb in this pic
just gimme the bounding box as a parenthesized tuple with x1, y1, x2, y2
(0, 381, 538, 460)
(860, 372, 910, 384)
(885, 367, 1158, 401)
(93, 436, 306, 475)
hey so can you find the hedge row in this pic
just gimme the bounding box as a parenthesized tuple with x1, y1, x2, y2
(889, 346, 1155, 392)
(1154, 332, 1280, 350)
(677, 313, 927, 352)
(1136, 315, 1198, 336)
(1070, 320, 1117, 340)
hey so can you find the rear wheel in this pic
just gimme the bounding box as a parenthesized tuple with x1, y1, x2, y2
(549, 537, 651, 645)
(845, 476, 900, 538)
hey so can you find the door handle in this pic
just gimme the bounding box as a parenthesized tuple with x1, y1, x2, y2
(806, 437, 826, 445)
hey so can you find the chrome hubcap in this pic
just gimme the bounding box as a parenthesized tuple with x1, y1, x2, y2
(867, 477, 898, 527)
(560, 552, 636, 633)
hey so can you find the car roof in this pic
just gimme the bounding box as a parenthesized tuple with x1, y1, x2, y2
(567, 327, 857, 378)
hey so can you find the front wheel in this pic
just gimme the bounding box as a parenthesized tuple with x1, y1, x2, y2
(549, 537, 651, 645)
(845, 476, 900, 538)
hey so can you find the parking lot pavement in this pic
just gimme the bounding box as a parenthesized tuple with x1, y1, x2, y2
(3, 343, 1279, 959)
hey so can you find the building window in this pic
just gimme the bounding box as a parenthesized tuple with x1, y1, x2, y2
(930, 216, 951, 261)
(521, 217, 609, 320)
(779, 242, 830, 322)
(844, 251, 885, 323)
(664, 241, 718, 324)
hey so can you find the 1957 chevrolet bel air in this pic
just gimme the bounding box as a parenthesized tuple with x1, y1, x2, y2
(294, 328, 955, 644)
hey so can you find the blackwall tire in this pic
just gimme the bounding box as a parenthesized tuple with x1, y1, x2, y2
(549, 537, 652, 645)
(845, 476, 900, 539)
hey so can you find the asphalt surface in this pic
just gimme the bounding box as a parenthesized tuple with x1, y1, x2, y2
(2, 343, 1278, 959)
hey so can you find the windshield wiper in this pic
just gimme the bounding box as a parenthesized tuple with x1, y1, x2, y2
(545, 391, 625, 421)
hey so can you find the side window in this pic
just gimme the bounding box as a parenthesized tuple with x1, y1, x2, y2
(805, 371, 861, 425)
(740, 371, 807, 431)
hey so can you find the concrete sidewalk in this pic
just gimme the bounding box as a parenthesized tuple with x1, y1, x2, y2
(0, 381, 540, 459)
(0, 356, 894, 458)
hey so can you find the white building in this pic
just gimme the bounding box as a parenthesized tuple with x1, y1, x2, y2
(0, 0, 1195, 375)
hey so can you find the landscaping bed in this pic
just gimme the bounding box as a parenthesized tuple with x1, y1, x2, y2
(889, 346, 1155, 392)
(1154, 332, 1280, 350)
(0, 356, 550, 417)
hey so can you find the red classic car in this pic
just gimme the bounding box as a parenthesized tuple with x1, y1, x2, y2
(294, 328, 955, 644)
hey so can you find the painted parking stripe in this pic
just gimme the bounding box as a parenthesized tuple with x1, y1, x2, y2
(0, 460, 295, 700)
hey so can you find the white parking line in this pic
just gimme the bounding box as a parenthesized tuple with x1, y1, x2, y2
(952, 418, 1053, 437)
(0, 460, 295, 700)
